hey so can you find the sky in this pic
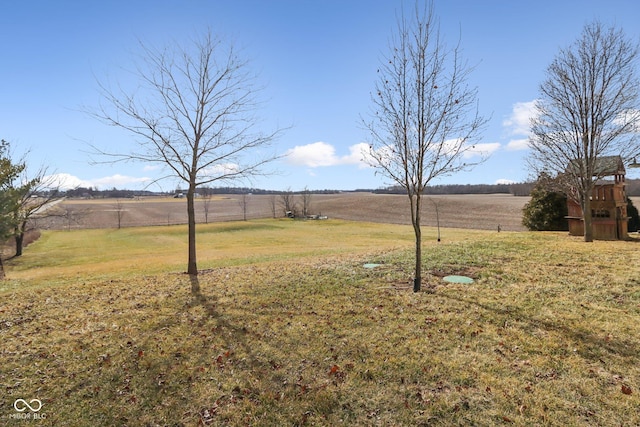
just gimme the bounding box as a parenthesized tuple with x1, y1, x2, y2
(2, 0, 640, 192)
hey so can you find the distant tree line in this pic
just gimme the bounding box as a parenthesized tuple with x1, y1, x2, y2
(58, 179, 640, 199)
(373, 180, 640, 197)
(196, 187, 342, 195)
(61, 187, 160, 199)
(372, 182, 534, 196)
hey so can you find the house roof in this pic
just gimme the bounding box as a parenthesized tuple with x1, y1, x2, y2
(567, 156, 625, 177)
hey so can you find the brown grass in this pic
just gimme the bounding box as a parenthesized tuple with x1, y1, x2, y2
(1, 222, 639, 425)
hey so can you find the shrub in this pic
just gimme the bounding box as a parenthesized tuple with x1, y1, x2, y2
(522, 184, 568, 231)
(627, 197, 640, 232)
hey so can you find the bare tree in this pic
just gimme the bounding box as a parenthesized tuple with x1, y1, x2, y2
(57, 205, 90, 231)
(301, 186, 312, 217)
(280, 189, 296, 217)
(364, 2, 486, 292)
(269, 194, 277, 218)
(200, 186, 213, 224)
(12, 167, 60, 256)
(90, 31, 282, 281)
(113, 199, 126, 229)
(529, 21, 640, 242)
(238, 192, 249, 221)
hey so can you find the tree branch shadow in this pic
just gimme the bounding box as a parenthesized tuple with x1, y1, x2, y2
(439, 291, 640, 362)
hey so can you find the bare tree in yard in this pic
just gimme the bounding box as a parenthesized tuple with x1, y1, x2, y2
(364, 2, 486, 292)
(529, 21, 640, 242)
(12, 166, 60, 256)
(90, 31, 281, 282)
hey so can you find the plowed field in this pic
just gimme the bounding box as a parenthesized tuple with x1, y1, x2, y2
(41, 193, 531, 231)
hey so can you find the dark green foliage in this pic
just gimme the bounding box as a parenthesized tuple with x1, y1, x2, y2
(627, 197, 640, 232)
(0, 140, 26, 240)
(522, 184, 568, 231)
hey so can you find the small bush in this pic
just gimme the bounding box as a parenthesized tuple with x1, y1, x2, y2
(522, 184, 568, 231)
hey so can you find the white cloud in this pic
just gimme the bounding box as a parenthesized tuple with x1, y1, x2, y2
(506, 138, 530, 151)
(464, 142, 501, 158)
(614, 108, 640, 131)
(503, 100, 537, 136)
(200, 163, 240, 177)
(44, 173, 152, 190)
(284, 142, 370, 168)
(346, 142, 375, 168)
(43, 173, 93, 190)
(92, 174, 153, 189)
(495, 178, 516, 185)
(437, 139, 501, 159)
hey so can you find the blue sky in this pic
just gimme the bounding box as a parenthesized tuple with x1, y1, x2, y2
(2, 0, 639, 191)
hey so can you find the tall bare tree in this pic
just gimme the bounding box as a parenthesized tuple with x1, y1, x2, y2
(91, 31, 282, 281)
(529, 21, 640, 242)
(364, 2, 486, 292)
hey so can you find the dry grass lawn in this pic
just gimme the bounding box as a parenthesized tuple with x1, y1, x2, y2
(1, 220, 639, 426)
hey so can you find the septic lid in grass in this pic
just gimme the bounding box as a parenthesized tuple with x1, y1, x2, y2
(443, 275, 474, 284)
(363, 263, 382, 269)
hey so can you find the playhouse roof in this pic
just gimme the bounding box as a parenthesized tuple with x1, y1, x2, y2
(567, 156, 625, 177)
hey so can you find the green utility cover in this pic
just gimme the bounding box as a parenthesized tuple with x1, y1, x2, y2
(443, 275, 474, 284)
(363, 263, 382, 269)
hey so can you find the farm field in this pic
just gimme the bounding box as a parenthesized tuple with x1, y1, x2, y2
(41, 193, 532, 231)
(1, 220, 640, 425)
(46, 193, 640, 234)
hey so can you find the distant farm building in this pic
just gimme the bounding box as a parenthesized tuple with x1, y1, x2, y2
(566, 156, 628, 240)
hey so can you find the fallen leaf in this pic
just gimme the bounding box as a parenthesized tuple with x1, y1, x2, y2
(621, 385, 633, 395)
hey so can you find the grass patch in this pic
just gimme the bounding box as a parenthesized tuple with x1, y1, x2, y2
(2, 219, 413, 290)
(1, 221, 639, 425)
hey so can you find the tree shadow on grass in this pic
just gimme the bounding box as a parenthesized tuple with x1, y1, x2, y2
(87, 272, 266, 425)
(188, 274, 216, 316)
(439, 291, 640, 362)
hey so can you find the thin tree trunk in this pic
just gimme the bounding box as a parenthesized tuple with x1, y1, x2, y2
(583, 195, 593, 242)
(186, 184, 198, 276)
(409, 193, 422, 292)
